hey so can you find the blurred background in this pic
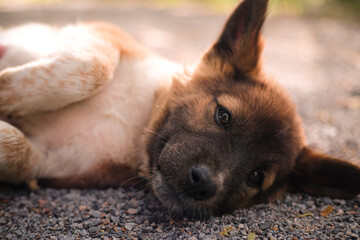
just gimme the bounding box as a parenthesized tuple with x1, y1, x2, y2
(0, 0, 359, 19)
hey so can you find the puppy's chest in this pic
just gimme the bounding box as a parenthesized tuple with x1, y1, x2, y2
(20, 57, 180, 169)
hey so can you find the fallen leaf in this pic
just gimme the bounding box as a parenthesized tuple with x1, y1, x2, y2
(247, 232, 256, 240)
(220, 226, 234, 237)
(320, 205, 334, 217)
(298, 213, 313, 218)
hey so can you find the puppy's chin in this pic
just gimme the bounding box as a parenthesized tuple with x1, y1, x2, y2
(151, 170, 213, 220)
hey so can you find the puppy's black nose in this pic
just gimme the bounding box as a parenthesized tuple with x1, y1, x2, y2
(185, 166, 216, 201)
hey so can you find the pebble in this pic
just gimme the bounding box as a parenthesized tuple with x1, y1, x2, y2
(124, 223, 136, 231)
(127, 208, 138, 215)
(88, 226, 100, 235)
(259, 221, 272, 230)
(79, 229, 88, 236)
(88, 219, 102, 227)
(91, 211, 101, 218)
(203, 235, 217, 240)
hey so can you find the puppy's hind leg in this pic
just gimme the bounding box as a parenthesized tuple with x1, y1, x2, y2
(0, 25, 119, 117)
(0, 121, 41, 184)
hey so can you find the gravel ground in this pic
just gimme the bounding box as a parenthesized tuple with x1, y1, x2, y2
(1, 186, 360, 239)
(1, 3, 360, 239)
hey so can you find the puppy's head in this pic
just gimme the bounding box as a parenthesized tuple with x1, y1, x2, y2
(145, 0, 360, 217)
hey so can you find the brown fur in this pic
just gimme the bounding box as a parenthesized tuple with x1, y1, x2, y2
(86, 22, 153, 59)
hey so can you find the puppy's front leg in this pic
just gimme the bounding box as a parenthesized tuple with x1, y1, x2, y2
(0, 40, 118, 117)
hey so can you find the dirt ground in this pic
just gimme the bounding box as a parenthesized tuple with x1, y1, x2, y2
(0, 2, 360, 239)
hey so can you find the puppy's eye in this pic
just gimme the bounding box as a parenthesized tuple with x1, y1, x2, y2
(247, 170, 264, 187)
(215, 106, 232, 129)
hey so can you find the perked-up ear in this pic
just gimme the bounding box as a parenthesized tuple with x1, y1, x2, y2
(290, 147, 360, 199)
(200, 0, 268, 78)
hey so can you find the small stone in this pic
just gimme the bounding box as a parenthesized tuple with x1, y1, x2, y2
(130, 199, 139, 207)
(336, 209, 344, 215)
(89, 219, 102, 227)
(156, 227, 163, 233)
(127, 208, 138, 215)
(79, 229, 87, 236)
(323, 197, 332, 205)
(78, 205, 87, 211)
(88, 226, 100, 235)
(259, 222, 272, 230)
(124, 223, 136, 231)
(203, 235, 217, 240)
(110, 216, 120, 224)
(254, 228, 264, 235)
(199, 233, 206, 239)
(195, 221, 201, 228)
(91, 211, 101, 218)
(188, 237, 197, 240)
(334, 199, 346, 205)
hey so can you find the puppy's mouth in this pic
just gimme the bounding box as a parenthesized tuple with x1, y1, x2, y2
(151, 169, 213, 219)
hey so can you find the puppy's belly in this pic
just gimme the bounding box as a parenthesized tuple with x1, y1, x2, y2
(22, 91, 149, 179)
(15, 57, 180, 179)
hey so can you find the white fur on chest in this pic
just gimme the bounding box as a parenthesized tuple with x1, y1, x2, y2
(22, 56, 181, 178)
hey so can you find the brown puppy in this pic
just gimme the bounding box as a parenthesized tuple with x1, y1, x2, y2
(0, 0, 359, 217)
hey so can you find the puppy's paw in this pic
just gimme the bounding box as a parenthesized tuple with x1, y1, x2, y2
(0, 121, 31, 184)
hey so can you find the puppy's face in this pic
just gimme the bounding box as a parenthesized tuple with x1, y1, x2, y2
(146, 0, 360, 217)
(148, 74, 303, 216)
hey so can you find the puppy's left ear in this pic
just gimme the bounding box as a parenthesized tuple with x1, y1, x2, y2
(200, 0, 268, 78)
(290, 147, 360, 198)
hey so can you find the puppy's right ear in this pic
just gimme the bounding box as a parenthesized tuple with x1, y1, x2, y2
(199, 0, 268, 78)
(290, 147, 360, 199)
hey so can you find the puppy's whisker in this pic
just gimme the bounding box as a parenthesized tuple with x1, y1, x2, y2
(146, 129, 167, 140)
(119, 176, 146, 188)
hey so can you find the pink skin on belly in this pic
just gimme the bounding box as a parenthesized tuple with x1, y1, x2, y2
(0, 44, 6, 58)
